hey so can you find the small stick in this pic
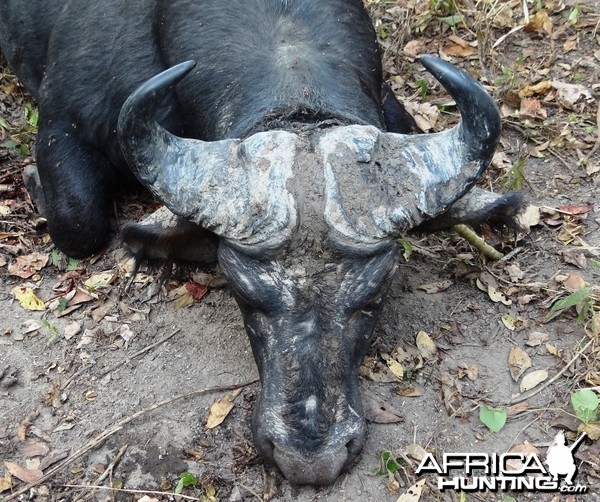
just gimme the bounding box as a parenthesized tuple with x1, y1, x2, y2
(3, 379, 259, 501)
(453, 224, 504, 260)
(64, 484, 200, 501)
(98, 328, 180, 379)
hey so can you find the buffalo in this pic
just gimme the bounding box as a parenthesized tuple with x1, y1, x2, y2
(0, 0, 521, 485)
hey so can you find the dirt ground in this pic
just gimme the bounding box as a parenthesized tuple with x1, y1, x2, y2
(1, 1, 599, 501)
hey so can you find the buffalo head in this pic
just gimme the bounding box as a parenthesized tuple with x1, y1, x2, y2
(118, 56, 502, 484)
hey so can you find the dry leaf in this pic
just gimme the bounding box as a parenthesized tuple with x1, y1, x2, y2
(578, 422, 600, 441)
(381, 353, 404, 380)
(501, 313, 517, 330)
(526, 331, 549, 347)
(359, 356, 398, 383)
(506, 443, 541, 472)
(518, 80, 553, 98)
(509, 347, 532, 381)
(403, 40, 424, 58)
(363, 391, 403, 424)
(405, 443, 428, 462)
(488, 285, 512, 305)
(564, 272, 586, 292)
(206, 389, 241, 429)
(395, 387, 422, 398)
(417, 280, 453, 294)
(17, 439, 50, 458)
(11, 286, 45, 311)
(520, 98, 547, 119)
(4, 461, 43, 483)
(524, 10, 553, 35)
(518, 205, 541, 229)
(84, 272, 115, 290)
(546, 343, 560, 356)
(552, 81, 593, 109)
(7, 252, 49, 279)
(443, 44, 476, 57)
(415, 331, 437, 360)
(0, 472, 12, 493)
(396, 478, 425, 502)
(457, 363, 479, 381)
(520, 369, 549, 392)
(440, 371, 464, 415)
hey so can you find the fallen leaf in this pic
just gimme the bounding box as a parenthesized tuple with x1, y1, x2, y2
(415, 332, 437, 362)
(501, 313, 517, 330)
(520, 370, 549, 392)
(524, 10, 553, 35)
(506, 443, 541, 472)
(67, 287, 95, 307)
(359, 356, 398, 383)
(0, 472, 12, 493)
(185, 281, 208, 302)
(84, 272, 115, 290)
(405, 443, 428, 462)
(17, 439, 50, 458)
(394, 387, 422, 398)
(7, 252, 49, 279)
(457, 363, 479, 381)
(518, 80, 553, 98)
(526, 331, 549, 347)
(4, 461, 43, 483)
(564, 272, 586, 292)
(396, 478, 425, 502)
(552, 81, 593, 109)
(443, 44, 476, 57)
(381, 353, 404, 380)
(520, 98, 547, 119)
(579, 422, 600, 441)
(518, 205, 541, 229)
(403, 40, 424, 58)
(440, 371, 464, 416)
(417, 280, 453, 294)
(364, 391, 403, 424)
(509, 347, 532, 381)
(206, 389, 241, 429)
(488, 285, 512, 305)
(546, 343, 560, 356)
(63, 321, 81, 340)
(11, 286, 45, 311)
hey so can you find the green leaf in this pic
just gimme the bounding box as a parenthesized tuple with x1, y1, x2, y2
(1, 139, 18, 149)
(66, 258, 79, 271)
(479, 405, 507, 433)
(175, 471, 197, 494)
(571, 389, 599, 424)
(439, 14, 464, 27)
(397, 239, 413, 261)
(567, 6, 581, 24)
(590, 259, 600, 270)
(0, 117, 10, 130)
(544, 288, 592, 323)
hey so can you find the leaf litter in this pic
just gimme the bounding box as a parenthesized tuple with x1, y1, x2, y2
(0, 0, 599, 498)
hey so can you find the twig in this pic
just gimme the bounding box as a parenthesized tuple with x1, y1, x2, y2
(2, 379, 259, 501)
(62, 329, 181, 391)
(64, 484, 200, 501)
(453, 224, 504, 260)
(71, 444, 128, 502)
(509, 336, 594, 405)
(98, 328, 180, 379)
